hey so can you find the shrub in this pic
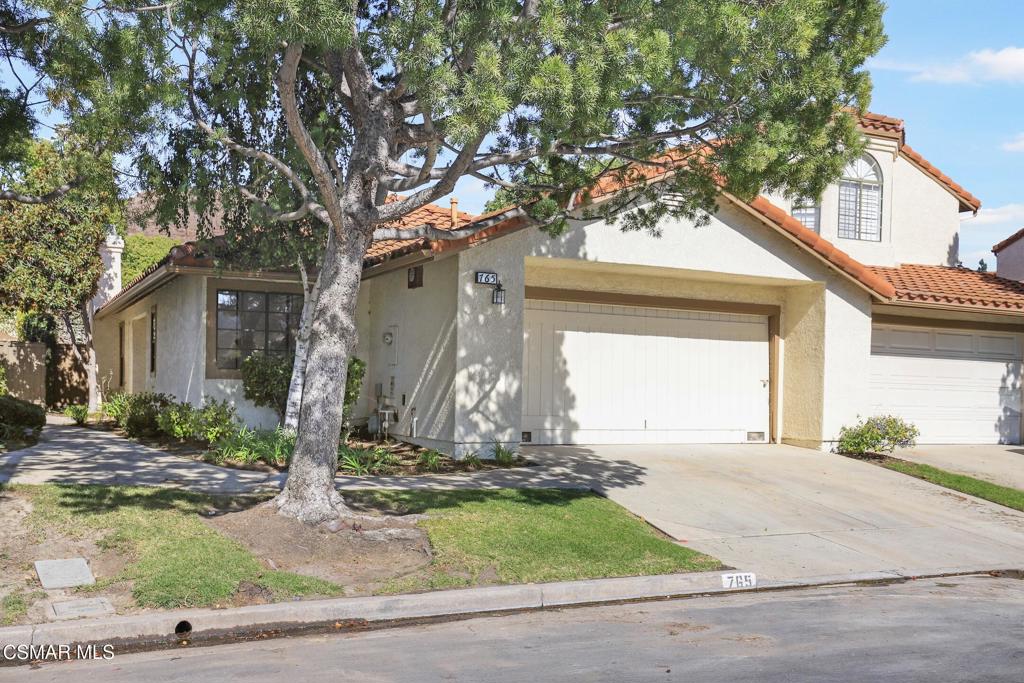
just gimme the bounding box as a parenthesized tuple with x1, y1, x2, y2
(835, 415, 920, 455)
(63, 404, 89, 426)
(341, 356, 367, 440)
(121, 393, 174, 437)
(462, 452, 483, 470)
(0, 364, 7, 395)
(492, 441, 517, 467)
(156, 403, 201, 440)
(0, 394, 45, 431)
(240, 353, 291, 421)
(207, 427, 295, 467)
(416, 449, 444, 473)
(195, 399, 238, 444)
(338, 445, 397, 476)
(102, 391, 131, 424)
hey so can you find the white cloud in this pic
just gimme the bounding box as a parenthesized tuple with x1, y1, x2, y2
(964, 203, 1024, 227)
(959, 203, 1024, 269)
(870, 47, 1024, 84)
(1002, 133, 1024, 152)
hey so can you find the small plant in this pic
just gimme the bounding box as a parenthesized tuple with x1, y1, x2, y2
(338, 445, 398, 476)
(416, 449, 444, 473)
(156, 402, 200, 440)
(462, 452, 483, 470)
(341, 356, 367, 441)
(63, 404, 89, 426)
(208, 426, 295, 467)
(0, 364, 7, 395)
(492, 441, 517, 467)
(195, 399, 238, 444)
(101, 391, 131, 424)
(120, 392, 174, 437)
(835, 415, 920, 456)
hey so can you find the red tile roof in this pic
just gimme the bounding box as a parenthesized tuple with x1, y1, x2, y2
(856, 111, 905, 141)
(992, 226, 1024, 254)
(868, 263, 1024, 312)
(363, 200, 478, 264)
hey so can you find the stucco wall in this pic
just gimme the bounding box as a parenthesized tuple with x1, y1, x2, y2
(819, 278, 875, 445)
(780, 284, 826, 447)
(996, 238, 1024, 282)
(366, 256, 459, 450)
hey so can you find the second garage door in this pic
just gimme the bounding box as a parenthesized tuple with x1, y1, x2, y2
(870, 324, 1023, 444)
(522, 299, 770, 444)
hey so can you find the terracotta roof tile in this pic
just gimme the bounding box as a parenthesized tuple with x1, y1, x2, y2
(856, 111, 905, 139)
(363, 200, 477, 265)
(868, 263, 1024, 312)
(992, 226, 1024, 254)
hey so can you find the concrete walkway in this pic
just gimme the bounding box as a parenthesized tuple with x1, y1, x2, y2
(894, 444, 1024, 490)
(520, 443, 1024, 581)
(0, 422, 280, 494)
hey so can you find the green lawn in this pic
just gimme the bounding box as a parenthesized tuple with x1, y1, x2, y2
(347, 488, 721, 593)
(18, 484, 341, 608)
(883, 460, 1024, 512)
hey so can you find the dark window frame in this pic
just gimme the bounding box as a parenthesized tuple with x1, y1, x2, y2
(214, 289, 304, 370)
(149, 307, 157, 374)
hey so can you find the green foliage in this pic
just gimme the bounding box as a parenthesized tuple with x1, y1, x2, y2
(0, 364, 7, 395)
(101, 391, 132, 424)
(0, 394, 45, 431)
(194, 400, 239, 444)
(15, 309, 55, 344)
(0, 140, 122, 318)
(338, 445, 398, 476)
(63, 404, 89, 426)
(207, 426, 295, 468)
(416, 449, 444, 473)
(240, 352, 291, 421)
(122, 234, 178, 284)
(156, 402, 201, 441)
(492, 441, 517, 467)
(120, 392, 175, 438)
(836, 415, 920, 455)
(462, 452, 483, 470)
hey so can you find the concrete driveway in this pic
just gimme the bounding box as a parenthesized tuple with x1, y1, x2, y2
(894, 444, 1024, 490)
(522, 443, 1024, 581)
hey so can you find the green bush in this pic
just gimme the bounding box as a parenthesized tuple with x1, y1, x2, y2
(121, 393, 174, 437)
(462, 452, 483, 469)
(338, 445, 397, 476)
(63, 404, 89, 426)
(207, 426, 295, 467)
(0, 364, 7, 395)
(492, 441, 517, 467)
(341, 356, 367, 440)
(240, 353, 291, 421)
(0, 394, 45, 431)
(122, 234, 178, 283)
(836, 415, 920, 455)
(195, 399, 238, 444)
(156, 402, 201, 440)
(102, 391, 131, 424)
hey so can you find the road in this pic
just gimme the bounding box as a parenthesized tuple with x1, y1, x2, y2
(5, 576, 1024, 682)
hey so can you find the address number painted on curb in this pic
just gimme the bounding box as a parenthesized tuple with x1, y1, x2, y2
(721, 572, 757, 589)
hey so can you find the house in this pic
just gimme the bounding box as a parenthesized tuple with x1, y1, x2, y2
(93, 112, 1024, 455)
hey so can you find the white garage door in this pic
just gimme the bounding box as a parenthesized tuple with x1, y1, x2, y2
(870, 324, 1022, 444)
(522, 299, 770, 444)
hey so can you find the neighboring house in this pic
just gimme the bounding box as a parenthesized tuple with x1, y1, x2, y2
(94, 113, 1024, 454)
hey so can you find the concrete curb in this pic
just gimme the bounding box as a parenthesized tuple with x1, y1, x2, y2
(1, 566, 1019, 665)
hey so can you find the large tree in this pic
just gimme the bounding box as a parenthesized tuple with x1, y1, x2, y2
(0, 138, 124, 410)
(18, 0, 885, 523)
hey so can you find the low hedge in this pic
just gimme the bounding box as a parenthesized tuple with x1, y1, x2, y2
(0, 394, 46, 432)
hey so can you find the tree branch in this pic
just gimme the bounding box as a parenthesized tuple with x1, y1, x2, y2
(371, 206, 527, 241)
(0, 177, 83, 204)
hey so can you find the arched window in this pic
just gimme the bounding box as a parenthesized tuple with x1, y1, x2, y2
(838, 155, 882, 241)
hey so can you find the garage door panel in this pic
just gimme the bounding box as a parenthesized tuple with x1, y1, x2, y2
(870, 324, 1022, 444)
(523, 300, 769, 444)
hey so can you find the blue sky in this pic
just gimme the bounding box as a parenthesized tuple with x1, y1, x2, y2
(864, 0, 1024, 269)
(452, 1, 1024, 270)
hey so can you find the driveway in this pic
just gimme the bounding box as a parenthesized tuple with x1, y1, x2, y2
(522, 443, 1024, 580)
(894, 444, 1024, 490)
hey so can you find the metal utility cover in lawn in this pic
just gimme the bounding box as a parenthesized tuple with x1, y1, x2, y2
(34, 558, 95, 589)
(49, 597, 114, 620)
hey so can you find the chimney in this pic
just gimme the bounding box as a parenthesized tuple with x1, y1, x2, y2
(450, 197, 460, 229)
(993, 227, 1024, 281)
(92, 225, 125, 312)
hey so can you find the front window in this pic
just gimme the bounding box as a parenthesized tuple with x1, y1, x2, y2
(838, 155, 882, 241)
(792, 199, 820, 233)
(215, 290, 304, 369)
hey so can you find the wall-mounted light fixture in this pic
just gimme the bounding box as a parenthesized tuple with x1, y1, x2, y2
(492, 282, 506, 306)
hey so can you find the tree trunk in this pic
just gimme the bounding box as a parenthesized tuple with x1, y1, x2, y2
(63, 306, 101, 412)
(283, 257, 323, 431)
(275, 231, 367, 523)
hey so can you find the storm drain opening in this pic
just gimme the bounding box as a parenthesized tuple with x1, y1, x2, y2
(174, 620, 193, 638)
